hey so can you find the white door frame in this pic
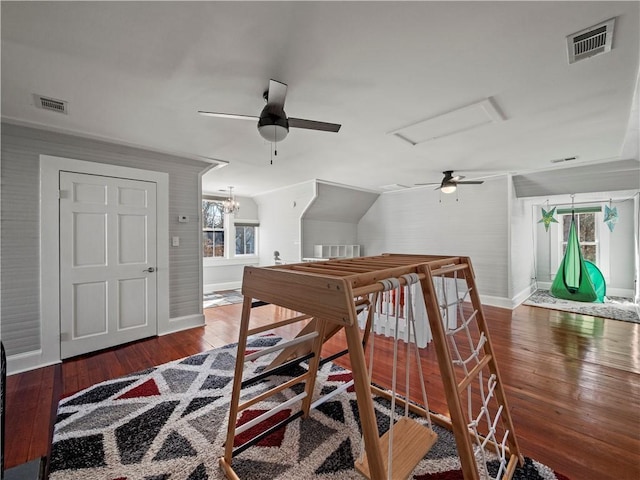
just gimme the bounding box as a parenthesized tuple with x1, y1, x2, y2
(40, 154, 169, 366)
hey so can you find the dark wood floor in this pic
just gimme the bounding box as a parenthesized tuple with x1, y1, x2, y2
(5, 302, 640, 479)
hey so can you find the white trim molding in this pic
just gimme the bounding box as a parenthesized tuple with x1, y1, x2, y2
(204, 281, 242, 293)
(163, 314, 205, 335)
(37, 154, 170, 373)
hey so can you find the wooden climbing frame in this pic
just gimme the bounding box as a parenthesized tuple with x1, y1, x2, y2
(219, 254, 524, 480)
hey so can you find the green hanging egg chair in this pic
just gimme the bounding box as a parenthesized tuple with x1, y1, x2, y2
(550, 214, 606, 303)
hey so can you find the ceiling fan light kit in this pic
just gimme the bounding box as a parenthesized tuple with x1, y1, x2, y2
(258, 104, 289, 142)
(199, 79, 341, 159)
(416, 170, 485, 194)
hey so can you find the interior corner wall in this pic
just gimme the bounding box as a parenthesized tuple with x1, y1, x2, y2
(254, 181, 315, 266)
(0, 123, 210, 359)
(357, 176, 510, 304)
(507, 178, 536, 305)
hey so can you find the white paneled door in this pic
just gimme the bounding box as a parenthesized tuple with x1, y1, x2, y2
(59, 172, 157, 359)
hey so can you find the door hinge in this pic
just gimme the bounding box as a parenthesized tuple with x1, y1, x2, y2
(58, 190, 69, 199)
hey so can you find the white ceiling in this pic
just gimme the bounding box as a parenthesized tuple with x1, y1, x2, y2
(2, 1, 639, 197)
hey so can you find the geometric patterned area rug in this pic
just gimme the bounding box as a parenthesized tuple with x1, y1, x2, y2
(50, 337, 570, 480)
(524, 289, 639, 324)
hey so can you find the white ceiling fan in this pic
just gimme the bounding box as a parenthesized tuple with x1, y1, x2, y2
(198, 79, 342, 143)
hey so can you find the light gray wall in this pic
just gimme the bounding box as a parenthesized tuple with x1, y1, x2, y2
(358, 176, 510, 302)
(608, 199, 636, 290)
(0, 123, 211, 356)
(203, 262, 258, 291)
(233, 196, 259, 222)
(302, 220, 359, 259)
(254, 181, 315, 266)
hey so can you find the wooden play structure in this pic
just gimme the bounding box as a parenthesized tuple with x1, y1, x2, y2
(219, 254, 524, 480)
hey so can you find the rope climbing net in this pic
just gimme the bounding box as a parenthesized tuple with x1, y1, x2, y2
(437, 270, 512, 480)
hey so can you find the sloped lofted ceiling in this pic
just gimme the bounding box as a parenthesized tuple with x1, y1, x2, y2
(1, 2, 638, 197)
(303, 182, 380, 223)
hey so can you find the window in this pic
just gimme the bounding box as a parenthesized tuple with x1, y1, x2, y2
(203, 196, 259, 260)
(235, 225, 256, 255)
(203, 199, 224, 257)
(560, 211, 599, 263)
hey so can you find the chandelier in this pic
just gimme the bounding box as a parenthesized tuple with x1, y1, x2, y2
(222, 186, 240, 214)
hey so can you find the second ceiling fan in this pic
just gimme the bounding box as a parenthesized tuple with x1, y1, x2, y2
(198, 79, 341, 143)
(416, 170, 484, 193)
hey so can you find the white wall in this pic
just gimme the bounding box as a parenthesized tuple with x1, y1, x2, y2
(358, 176, 510, 306)
(254, 181, 316, 265)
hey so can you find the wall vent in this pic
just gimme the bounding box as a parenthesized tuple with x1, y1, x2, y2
(34, 94, 68, 114)
(567, 18, 615, 64)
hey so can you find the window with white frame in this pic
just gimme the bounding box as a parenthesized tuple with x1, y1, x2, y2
(560, 211, 598, 263)
(235, 224, 256, 255)
(202, 199, 224, 258)
(203, 196, 259, 260)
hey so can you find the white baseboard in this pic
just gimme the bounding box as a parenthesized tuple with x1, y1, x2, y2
(161, 313, 205, 335)
(606, 287, 636, 298)
(479, 294, 513, 310)
(7, 314, 205, 375)
(511, 283, 538, 308)
(204, 281, 242, 293)
(6, 349, 60, 376)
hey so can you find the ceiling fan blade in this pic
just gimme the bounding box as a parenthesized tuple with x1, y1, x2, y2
(415, 182, 439, 186)
(455, 180, 484, 185)
(288, 117, 341, 132)
(198, 111, 259, 121)
(267, 79, 288, 108)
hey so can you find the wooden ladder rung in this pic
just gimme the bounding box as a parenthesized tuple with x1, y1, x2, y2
(354, 417, 438, 480)
(238, 372, 311, 412)
(430, 263, 469, 276)
(457, 354, 492, 393)
(247, 314, 312, 336)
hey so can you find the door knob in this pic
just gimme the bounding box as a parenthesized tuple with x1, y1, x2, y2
(144, 267, 155, 273)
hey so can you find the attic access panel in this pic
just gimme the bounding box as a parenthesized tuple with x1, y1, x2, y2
(389, 98, 504, 146)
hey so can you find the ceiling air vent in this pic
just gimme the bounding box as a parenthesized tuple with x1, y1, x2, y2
(34, 94, 68, 114)
(567, 18, 615, 64)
